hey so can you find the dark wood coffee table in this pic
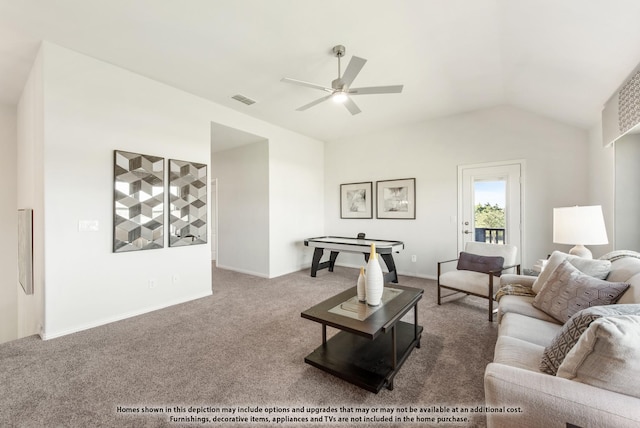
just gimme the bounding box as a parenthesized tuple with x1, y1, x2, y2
(301, 284, 423, 393)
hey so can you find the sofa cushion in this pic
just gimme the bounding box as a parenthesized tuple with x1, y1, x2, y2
(532, 251, 612, 294)
(457, 251, 504, 276)
(618, 272, 640, 305)
(497, 295, 558, 324)
(500, 273, 536, 288)
(493, 336, 545, 372)
(533, 260, 629, 323)
(557, 315, 640, 399)
(540, 304, 640, 375)
(606, 255, 640, 283)
(499, 312, 562, 347)
(607, 256, 640, 304)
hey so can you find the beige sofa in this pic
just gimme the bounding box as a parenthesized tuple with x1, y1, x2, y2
(484, 252, 640, 428)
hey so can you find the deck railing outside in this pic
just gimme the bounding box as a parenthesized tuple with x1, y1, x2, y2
(475, 228, 505, 244)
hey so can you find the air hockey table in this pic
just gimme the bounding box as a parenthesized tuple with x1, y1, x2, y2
(304, 236, 405, 283)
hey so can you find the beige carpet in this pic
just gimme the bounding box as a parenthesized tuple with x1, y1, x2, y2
(0, 264, 498, 427)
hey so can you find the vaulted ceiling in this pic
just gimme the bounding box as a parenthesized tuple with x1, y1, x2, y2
(1, 0, 640, 142)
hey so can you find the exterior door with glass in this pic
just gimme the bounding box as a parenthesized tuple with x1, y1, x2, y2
(458, 161, 523, 262)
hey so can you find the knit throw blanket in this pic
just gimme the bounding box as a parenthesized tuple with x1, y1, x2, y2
(494, 283, 536, 302)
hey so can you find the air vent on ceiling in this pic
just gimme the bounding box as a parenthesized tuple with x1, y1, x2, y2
(231, 94, 257, 106)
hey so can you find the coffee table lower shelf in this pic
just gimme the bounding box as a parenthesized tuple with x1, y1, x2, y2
(304, 321, 423, 393)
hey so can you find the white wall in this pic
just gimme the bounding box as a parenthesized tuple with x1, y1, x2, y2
(213, 141, 270, 277)
(614, 133, 640, 251)
(588, 121, 615, 255)
(16, 50, 44, 339)
(268, 135, 325, 277)
(0, 104, 18, 343)
(323, 105, 590, 278)
(13, 42, 325, 338)
(38, 43, 212, 338)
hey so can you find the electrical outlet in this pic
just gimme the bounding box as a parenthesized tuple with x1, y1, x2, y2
(149, 279, 157, 289)
(172, 274, 180, 285)
(411, 255, 417, 263)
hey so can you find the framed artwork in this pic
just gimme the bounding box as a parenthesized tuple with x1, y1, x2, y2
(168, 159, 208, 247)
(113, 150, 165, 253)
(376, 178, 416, 219)
(340, 182, 373, 219)
(18, 208, 33, 295)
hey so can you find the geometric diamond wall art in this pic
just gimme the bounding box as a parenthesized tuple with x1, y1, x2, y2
(113, 150, 165, 253)
(168, 159, 207, 247)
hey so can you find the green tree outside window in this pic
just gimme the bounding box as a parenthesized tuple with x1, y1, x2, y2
(475, 203, 505, 228)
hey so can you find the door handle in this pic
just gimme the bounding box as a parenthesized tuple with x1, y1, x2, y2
(463, 230, 472, 235)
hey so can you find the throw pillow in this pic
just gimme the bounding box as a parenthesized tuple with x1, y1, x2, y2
(532, 260, 630, 323)
(539, 304, 640, 375)
(532, 251, 612, 294)
(557, 315, 640, 399)
(456, 252, 504, 277)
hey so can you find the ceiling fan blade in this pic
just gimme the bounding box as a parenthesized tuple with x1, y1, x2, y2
(281, 77, 333, 93)
(341, 56, 367, 87)
(296, 94, 333, 111)
(349, 85, 404, 95)
(343, 97, 362, 115)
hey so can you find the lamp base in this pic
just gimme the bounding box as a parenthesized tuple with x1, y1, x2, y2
(568, 244, 593, 259)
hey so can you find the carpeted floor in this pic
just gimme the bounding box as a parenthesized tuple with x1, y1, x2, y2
(0, 265, 498, 427)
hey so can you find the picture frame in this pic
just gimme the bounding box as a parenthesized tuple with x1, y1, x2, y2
(376, 178, 416, 219)
(340, 182, 373, 219)
(168, 159, 208, 247)
(113, 150, 165, 253)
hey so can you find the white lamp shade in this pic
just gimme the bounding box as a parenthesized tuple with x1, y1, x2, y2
(553, 205, 609, 245)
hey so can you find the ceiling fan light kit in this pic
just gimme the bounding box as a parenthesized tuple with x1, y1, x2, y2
(281, 45, 403, 115)
(332, 92, 348, 104)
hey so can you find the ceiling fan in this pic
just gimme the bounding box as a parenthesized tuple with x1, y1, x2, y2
(281, 45, 403, 115)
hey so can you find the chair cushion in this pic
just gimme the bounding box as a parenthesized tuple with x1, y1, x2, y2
(464, 241, 518, 268)
(540, 304, 640, 375)
(532, 260, 630, 323)
(457, 251, 505, 276)
(557, 315, 640, 399)
(439, 270, 495, 297)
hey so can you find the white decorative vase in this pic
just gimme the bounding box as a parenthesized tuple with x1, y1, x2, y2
(365, 243, 384, 306)
(357, 267, 366, 302)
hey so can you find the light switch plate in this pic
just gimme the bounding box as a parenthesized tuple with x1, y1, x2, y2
(78, 220, 99, 232)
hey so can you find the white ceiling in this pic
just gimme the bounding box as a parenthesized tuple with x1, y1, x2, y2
(2, 0, 640, 143)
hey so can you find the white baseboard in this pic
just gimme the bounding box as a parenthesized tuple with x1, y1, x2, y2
(214, 264, 270, 278)
(215, 262, 438, 281)
(332, 262, 436, 281)
(41, 290, 213, 340)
